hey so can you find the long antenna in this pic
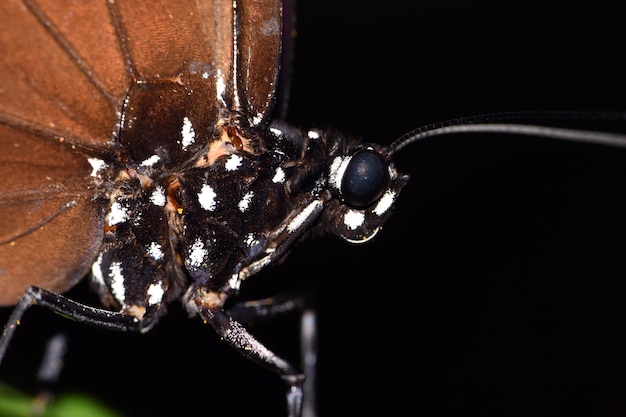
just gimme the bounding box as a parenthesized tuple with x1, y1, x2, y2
(389, 111, 626, 155)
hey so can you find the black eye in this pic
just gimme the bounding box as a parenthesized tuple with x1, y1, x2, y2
(341, 149, 390, 208)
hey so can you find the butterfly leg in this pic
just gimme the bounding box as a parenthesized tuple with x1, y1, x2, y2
(197, 302, 306, 417)
(27, 332, 67, 416)
(0, 286, 150, 368)
(227, 288, 318, 417)
(299, 308, 317, 417)
(226, 287, 314, 322)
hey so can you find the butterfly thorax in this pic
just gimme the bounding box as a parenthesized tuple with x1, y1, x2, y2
(89, 119, 345, 321)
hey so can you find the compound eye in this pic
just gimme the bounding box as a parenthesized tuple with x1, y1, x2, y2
(341, 149, 389, 208)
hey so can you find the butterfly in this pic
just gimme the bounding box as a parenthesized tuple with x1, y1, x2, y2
(2, 1, 626, 417)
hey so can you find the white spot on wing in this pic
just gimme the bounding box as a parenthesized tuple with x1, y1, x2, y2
(181, 117, 195, 150)
(343, 209, 365, 230)
(225, 154, 243, 171)
(198, 184, 217, 211)
(238, 191, 254, 212)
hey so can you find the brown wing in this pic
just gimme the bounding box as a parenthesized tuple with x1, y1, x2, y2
(0, 124, 105, 306)
(0, 0, 126, 150)
(234, 0, 283, 127)
(111, 0, 282, 128)
(0, 0, 127, 306)
(0, 0, 284, 306)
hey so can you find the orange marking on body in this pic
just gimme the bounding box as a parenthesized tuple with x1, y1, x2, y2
(164, 176, 183, 215)
(195, 123, 255, 167)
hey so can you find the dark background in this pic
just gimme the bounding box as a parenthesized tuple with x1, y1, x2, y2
(3, 1, 626, 416)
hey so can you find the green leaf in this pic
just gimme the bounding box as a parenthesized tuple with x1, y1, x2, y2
(0, 383, 124, 417)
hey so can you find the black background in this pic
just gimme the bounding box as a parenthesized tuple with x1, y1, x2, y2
(3, 1, 626, 416)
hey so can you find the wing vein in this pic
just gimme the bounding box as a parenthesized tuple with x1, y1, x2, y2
(23, 0, 121, 109)
(0, 112, 105, 155)
(0, 199, 77, 244)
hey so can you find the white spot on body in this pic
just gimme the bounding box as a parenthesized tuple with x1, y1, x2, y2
(287, 200, 322, 233)
(251, 113, 264, 126)
(147, 242, 164, 261)
(329, 156, 349, 191)
(228, 273, 241, 291)
(343, 209, 365, 230)
(181, 117, 195, 150)
(107, 201, 128, 225)
(272, 167, 285, 183)
(307, 130, 320, 139)
(270, 127, 283, 137)
(373, 190, 397, 216)
(87, 158, 106, 177)
(141, 154, 160, 167)
(188, 238, 208, 268)
(147, 282, 165, 305)
(245, 233, 257, 247)
(109, 261, 125, 306)
(91, 253, 105, 288)
(150, 186, 166, 206)
(225, 154, 243, 171)
(238, 191, 254, 212)
(198, 184, 217, 211)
